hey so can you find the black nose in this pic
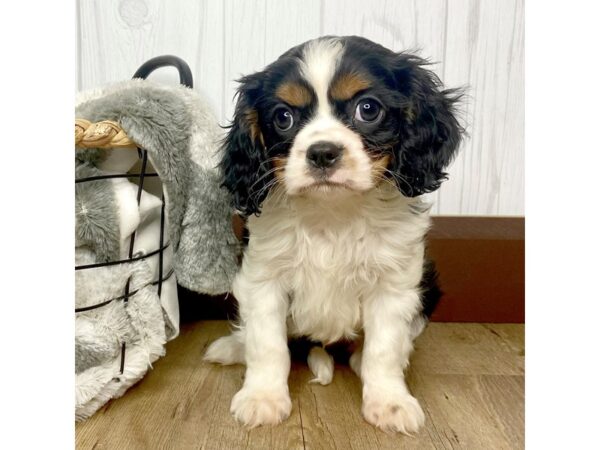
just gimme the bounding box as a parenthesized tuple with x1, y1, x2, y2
(306, 141, 343, 169)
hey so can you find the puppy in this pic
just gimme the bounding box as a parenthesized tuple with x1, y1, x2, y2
(205, 36, 462, 434)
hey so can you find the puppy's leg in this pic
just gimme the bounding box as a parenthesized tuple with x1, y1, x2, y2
(230, 275, 292, 427)
(349, 343, 363, 378)
(307, 346, 334, 385)
(204, 330, 245, 365)
(360, 288, 425, 434)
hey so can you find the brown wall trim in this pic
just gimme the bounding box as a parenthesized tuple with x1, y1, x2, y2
(179, 216, 525, 324)
(429, 216, 524, 240)
(427, 217, 524, 323)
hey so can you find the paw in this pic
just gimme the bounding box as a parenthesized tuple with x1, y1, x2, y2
(204, 335, 244, 365)
(231, 386, 292, 427)
(307, 346, 334, 385)
(362, 387, 425, 434)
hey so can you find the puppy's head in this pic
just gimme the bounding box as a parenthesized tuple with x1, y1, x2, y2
(221, 36, 463, 215)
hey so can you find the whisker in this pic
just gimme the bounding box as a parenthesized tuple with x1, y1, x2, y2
(246, 166, 281, 192)
(250, 178, 279, 205)
(258, 156, 282, 169)
(372, 172, 398, 190)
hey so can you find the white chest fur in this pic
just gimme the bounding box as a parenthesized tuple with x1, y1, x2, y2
(240, 185, 431, 344)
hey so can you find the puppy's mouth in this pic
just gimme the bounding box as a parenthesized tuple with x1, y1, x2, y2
(298, 179, 354, 193)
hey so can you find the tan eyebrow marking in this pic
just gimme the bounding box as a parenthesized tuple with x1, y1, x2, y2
(276, 82, 312, 107)
(330, 73, 371, 101)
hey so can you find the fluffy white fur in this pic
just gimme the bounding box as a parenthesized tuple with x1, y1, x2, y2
(206, 183, 431, 432)
(206, 37, 433, 434)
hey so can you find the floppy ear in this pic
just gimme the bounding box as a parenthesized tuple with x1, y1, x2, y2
(389, 55, 463, 197)
(220, 74, 272, 216)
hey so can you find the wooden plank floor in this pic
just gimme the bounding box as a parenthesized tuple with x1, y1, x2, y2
(76, 321, 524, 450)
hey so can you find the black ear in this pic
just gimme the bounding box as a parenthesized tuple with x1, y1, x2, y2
(220, 74, 272, 216)
(389, 54, 464, 197)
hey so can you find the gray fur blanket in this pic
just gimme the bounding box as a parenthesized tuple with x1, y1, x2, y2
(76, 79, 239, 293)
(75, 80, 238, 420)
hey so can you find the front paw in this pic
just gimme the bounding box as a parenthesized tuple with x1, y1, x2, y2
(230, 386, 292, 427)
(362, 385, 425, 434)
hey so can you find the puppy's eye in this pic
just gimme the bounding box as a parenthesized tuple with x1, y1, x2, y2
(273, 107, 294, 131)
(354, 98, 383, 123)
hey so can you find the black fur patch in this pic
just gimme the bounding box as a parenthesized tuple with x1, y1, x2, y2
(220, 54, 316, 215)
(419, 258, 443, 318)
(331, 36, 464, 197)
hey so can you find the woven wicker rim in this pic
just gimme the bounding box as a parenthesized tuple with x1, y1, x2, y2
(75, 119, 136, 149)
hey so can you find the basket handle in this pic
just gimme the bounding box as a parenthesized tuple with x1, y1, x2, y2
(76, 56, 194, 149)
(132, 55, 193, 88)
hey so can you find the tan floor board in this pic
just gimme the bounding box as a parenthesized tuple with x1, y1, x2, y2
(411, 323, 524, 376)
(76, 321, 524, 450)
(413, 374, 524, 450)
(296, 365, 442, 450)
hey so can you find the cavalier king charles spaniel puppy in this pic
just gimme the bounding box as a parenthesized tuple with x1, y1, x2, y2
(205, 35, 463, 434)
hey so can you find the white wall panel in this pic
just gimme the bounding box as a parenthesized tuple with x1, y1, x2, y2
(77, 0, 524, 216)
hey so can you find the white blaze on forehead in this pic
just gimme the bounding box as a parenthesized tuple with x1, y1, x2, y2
(284, 38, 376, 196)
(300, 38, 344, 115)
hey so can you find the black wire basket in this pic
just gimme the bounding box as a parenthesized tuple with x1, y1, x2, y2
(75, 56, 193, 377)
